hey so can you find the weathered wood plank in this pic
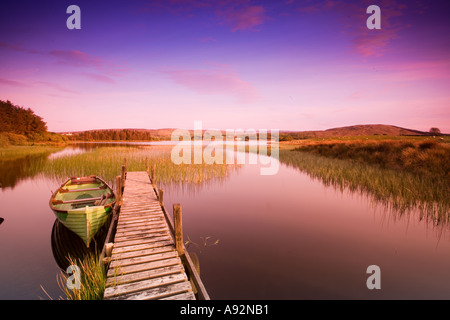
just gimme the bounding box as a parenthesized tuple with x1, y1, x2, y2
(107, 257, 182, 278)
(160, 292, 196, 300)
(106, 264, 185, 287)
(114, 230, 170, 242)
(112, 245, 175, 261)
(119, 206, 162, 213)
(104, 281, 193, 300)
(109, 250, 179, 268)
(115, 225, 169, 237)
(112, 240, 174, 254)
(113, 235, 173, 248)
(115, 219, 166, 229)
(104, 273, 188, 298)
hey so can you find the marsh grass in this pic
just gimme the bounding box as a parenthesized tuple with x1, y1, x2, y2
(42, 145, 238, 188)
(0, 145, 62, 160)
(291, 139, 450, 177)
(57, 253, 106, 300)
(279, 148, 450, 225)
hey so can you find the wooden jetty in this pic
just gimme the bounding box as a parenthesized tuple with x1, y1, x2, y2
(102, 167, 209, 300)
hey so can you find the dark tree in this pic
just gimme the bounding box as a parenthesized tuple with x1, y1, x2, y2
(0, 100, 47, 135)
(429, 127, 441, 136)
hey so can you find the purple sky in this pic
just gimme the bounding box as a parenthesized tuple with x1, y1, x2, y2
(0, 0, 449, 132)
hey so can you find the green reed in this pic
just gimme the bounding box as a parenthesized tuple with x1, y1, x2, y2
(41, 145, 238, 188)
(279, 149, 450, 225)
(57, 253, 106, 300)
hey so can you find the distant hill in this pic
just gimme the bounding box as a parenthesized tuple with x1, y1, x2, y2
(61, 124, 434, 142)
(281, 124, 429, 140)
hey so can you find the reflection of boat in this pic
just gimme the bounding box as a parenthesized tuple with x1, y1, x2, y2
(51, 219, 108, 270)
(49, 175, 116, 248)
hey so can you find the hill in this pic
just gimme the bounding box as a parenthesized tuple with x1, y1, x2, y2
(280, 124, 429, 140)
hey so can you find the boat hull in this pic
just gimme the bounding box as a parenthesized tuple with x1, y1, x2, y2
(49, 176, 116, 248)
(53, 205, 112, 248)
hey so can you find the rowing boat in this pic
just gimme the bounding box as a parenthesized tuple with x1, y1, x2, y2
(49, 175, 116, 248)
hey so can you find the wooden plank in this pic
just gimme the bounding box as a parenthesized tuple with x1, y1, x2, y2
(104, 281, 193, 300)
(160, 292, 196, 300)
(119, 208, 163, 215)
(115, 224, 168, 236)
(112, 235, 172, 248)
(114, 227, 170, 237)
(118, 216, 164, 222)
(106, 264, 186, 287)
(104, 272, 188, 298)
(116, 217, 166, 226)
(114, 229, 170, 242)
(107, 257, 182, 277)
(115, 223, 169, 232)
(112, 240, 174, 254)
(112, 245, 175, 261)
(109, 251, 179, 268)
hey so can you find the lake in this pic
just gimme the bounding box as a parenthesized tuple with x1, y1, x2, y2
(1, 143, 449, 299)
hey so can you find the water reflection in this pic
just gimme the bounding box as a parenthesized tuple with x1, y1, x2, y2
(0, 152, 50, 189)
(51, 218, 109, 270)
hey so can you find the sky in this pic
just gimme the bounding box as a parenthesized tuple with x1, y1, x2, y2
(0, 0, 449, 133)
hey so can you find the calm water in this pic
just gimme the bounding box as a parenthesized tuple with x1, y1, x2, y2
(1, 145, 450, 299)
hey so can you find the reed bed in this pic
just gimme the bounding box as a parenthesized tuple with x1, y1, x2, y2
(41, 145, 239, 189)
(0, 145, 62, 161)
(279, 149, 450, 226)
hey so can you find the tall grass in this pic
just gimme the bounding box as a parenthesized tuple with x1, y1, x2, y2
(292, 139, 450, 177)
(0, 145, 62, 160)
(41, 145, 239, 188)
(57, 253, 106, 300)
(279, 148, 450, 225)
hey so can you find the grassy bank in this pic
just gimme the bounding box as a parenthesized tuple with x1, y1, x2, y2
(291, 139, 450, 178)
(0, 131, 68, 147)
(0, 145, 63, 160)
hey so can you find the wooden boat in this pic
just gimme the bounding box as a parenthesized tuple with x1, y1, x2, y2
(49, 175, 116, 248)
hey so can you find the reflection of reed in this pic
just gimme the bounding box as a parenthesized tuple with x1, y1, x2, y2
(279, 149, 450, 228)
(51, 218, 109, 270)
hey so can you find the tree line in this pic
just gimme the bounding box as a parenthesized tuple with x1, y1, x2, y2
(69, 129, 155, 141)
(0, 100, 47, 135)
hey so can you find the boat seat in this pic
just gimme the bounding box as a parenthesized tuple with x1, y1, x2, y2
(59, 184, 107, 193)
(70, 176, 98, 185)
(51, 192, 113, 206)
(52, 196, 104, 205)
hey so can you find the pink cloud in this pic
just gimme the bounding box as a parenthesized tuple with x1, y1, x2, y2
(36, 81, 77, 93)
(0, 42, 126, 83)
(159, 64, 259, 103)
(49, 50, 103, 68)
(369, 60, 450, 82)
(0, 77, 29, 87)
(218, 5, 267, 32)
(138, 1, 268, 32)
(49, 49, 126, 81)
(297, 0, 409, 57)
(82, 72, 116, 84)
(348, 90, 370, 100)
(0, 42, 42, 54)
